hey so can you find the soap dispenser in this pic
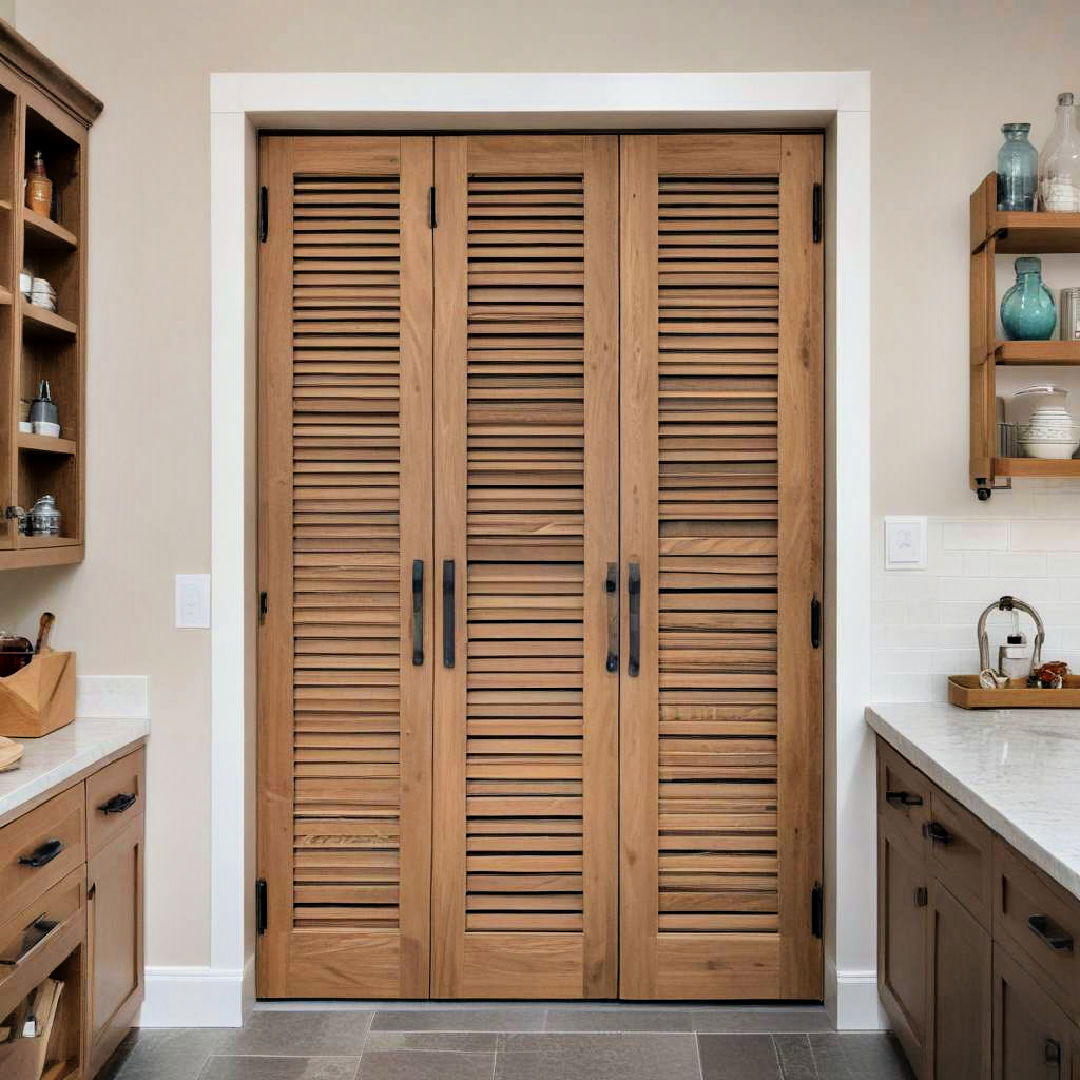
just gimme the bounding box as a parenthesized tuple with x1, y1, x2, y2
(998, 623, 1032, 682)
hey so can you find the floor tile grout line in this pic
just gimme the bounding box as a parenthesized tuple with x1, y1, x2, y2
(693, 1029, 704, 1080)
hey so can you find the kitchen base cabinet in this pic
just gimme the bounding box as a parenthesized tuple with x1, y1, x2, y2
(878, 821, 928, 1071)
(927, 880, 991, 1080)
(87, 811, 143, 1075)
(877, 736, 1080, 1080)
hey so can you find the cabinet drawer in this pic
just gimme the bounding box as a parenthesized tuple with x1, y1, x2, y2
(927, 786, 993, 925)
(85, 747, 145, 856)
(877, 738, 931, 846)
(0, 865, 85, 1019)
(0, 785, 85, 915)
(994, 838, 1080, 1023)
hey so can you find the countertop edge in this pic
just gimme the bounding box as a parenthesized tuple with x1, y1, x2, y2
(0, 717, 149, 825)
(865, 705, 1080, 901)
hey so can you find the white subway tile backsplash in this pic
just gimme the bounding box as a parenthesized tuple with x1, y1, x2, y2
(942, 521, 1009, 552)
(1047, 554, 1080, 577)
(1010, 520, 1080, 552)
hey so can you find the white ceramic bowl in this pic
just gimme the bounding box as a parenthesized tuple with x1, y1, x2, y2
(1019, 438, 1080, 459)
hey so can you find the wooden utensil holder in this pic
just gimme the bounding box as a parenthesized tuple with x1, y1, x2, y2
(0, 651, 75, 737)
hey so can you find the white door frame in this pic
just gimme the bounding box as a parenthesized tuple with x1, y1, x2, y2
(184, 71, 874, 1030)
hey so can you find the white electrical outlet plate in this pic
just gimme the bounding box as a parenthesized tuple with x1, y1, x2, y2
(175, 574, 211, 629)
(884, 516, 927, 570)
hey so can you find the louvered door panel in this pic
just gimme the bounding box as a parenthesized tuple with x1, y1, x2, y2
(258, 136, 433, 998)
(432, 135, 619, 998)
(620, 134, 823, 999)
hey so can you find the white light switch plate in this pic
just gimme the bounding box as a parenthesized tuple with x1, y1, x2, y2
(884, 516, 927, 570)
(175, 574, 211, 628)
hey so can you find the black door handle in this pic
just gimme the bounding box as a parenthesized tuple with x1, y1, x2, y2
(99, 793, 138, 815)
(923, 822, 952, 845)
(18, 839, 64, 868)
(442, 559, 456, 669)
(810, 595, 822, 649)
(628, 562, 641, 678)
(913, 886, 928, 908)
(411, 559, 425, 667)
(1028, 914, 1074, 952)
(605, 563, 619, 673)
(885, 791, 924, 807)
(1045, 1038, 1062, 1066)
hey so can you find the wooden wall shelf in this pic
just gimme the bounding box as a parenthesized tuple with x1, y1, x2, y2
(970, 174, 1080, 498)
(0, 21, 99, 566)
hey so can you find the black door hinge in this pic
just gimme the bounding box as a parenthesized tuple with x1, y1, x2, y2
(812, 183, 823, 244)
(810, 595, 822, 649)
(258, 186, 269, 243)
(255, 878, 268, 935)
(259, 591, 269, 623)
(428, 186, 437, 229)
(811, 882, 824, 939)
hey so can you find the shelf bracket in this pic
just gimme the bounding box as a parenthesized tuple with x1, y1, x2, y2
(973, 477, 1012, 501)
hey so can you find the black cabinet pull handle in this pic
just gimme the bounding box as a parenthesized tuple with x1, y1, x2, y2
(99, 793, 137, 815)
(913, 886, 928, 908)
(628, 562, 641, 678)
(442, 559, 456, 669)
(886, 791, 924, 807)
(605, 563, 619, 673)
(810, 595, 822, 649)
(1028, 914, 1074, 953)
(923, 822, 952, 845)
(411, 559, 425, 667)
(18, 839, 63, 868)
(1045, 1038, 1062, 1065)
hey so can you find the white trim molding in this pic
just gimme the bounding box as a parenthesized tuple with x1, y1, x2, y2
(206, 70, 873, 1029)
(139, 966, 247, 1028)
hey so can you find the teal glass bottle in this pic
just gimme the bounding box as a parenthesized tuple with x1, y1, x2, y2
(1001, 257, 1057, 340)
(997, 122, 1038, 211)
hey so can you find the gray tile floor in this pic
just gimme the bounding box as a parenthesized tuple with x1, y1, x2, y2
(101, 1005, 913, 1080)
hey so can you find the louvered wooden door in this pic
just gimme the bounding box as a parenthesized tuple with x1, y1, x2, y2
(430, 135, 619, 998)
(618, 134, 823, 999)
(257, 136, 434, 997)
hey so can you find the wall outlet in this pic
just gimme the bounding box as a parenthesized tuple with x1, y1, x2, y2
(175, 574, 211, 629)
(884, 516, 927, 570)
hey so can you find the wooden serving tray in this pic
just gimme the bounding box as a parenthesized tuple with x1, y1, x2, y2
(948, 674, 1080, 709)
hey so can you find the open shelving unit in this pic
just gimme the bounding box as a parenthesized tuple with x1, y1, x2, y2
(0, 22, 100, 568)
(970, 172, 1080, 498)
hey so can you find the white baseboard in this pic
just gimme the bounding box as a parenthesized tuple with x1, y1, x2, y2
(834, 967, 889, 1031)
(139, 966, 246, 1027)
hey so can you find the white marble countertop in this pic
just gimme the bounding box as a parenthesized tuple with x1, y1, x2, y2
(0, 717, 149, 822)
(866, 702, 1080, 901)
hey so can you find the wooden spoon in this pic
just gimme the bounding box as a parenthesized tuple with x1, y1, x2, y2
(34, 612, 55, 654)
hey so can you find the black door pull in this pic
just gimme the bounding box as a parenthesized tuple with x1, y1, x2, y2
(628, 562, 641, 677)
(604, 563, 618, 673)
(1028, 914, 1074, 952)
(923, 822, 952, 845)
(19, 839, 64, 868)
(99, 793, 138, 815)
(442, 559, 456, 669)
(411, 559, 425, 667)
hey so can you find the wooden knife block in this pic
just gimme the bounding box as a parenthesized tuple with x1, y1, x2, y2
(0, 650, 75, 737)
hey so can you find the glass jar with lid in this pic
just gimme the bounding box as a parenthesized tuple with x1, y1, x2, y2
(1040, 92, 1080, 212)
(998, 122, 1037, 211)
(28, 494, 62, 537)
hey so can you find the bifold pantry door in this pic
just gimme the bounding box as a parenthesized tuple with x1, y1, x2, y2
(257, 136, 435, 997)
(619, 134, 823, 998)
(257, 131, 823, 1001)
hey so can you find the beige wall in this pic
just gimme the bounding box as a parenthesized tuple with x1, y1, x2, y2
(1, 0, 1079, 970)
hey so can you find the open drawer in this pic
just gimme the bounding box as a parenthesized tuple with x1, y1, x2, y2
(0, 866, 84, 1020)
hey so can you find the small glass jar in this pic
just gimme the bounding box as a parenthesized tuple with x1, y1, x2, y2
(1040, 92, 1080, 212)
(1001, 256, 1057, 341)
(28, 494, 61, 537)
(997, 123, 1038, 211)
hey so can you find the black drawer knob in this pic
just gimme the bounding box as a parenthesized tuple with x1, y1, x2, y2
(99, 792, 137, 815)
(922, 822, 952, 845)
(18, 839, 64, 868)
(885, 790, 924, 807)
(1028, 914, 1074, 953)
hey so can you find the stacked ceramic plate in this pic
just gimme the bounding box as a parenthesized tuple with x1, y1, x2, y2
(1016, 384, 1080, 459)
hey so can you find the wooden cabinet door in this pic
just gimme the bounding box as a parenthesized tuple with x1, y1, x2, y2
(618, 134, 823, 998)
(257, 136, 434, 997)
(430, 135, 619, 997)
(994, 943, 1073, 1080)
(927, 880, 991, 1080)
(878, 821, 928, 1072)
(87, 812, 143, 1077)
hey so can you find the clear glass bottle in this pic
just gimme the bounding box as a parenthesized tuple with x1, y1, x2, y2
(1039, 92, 1080, 212)
(997, 123, 1038, 211)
